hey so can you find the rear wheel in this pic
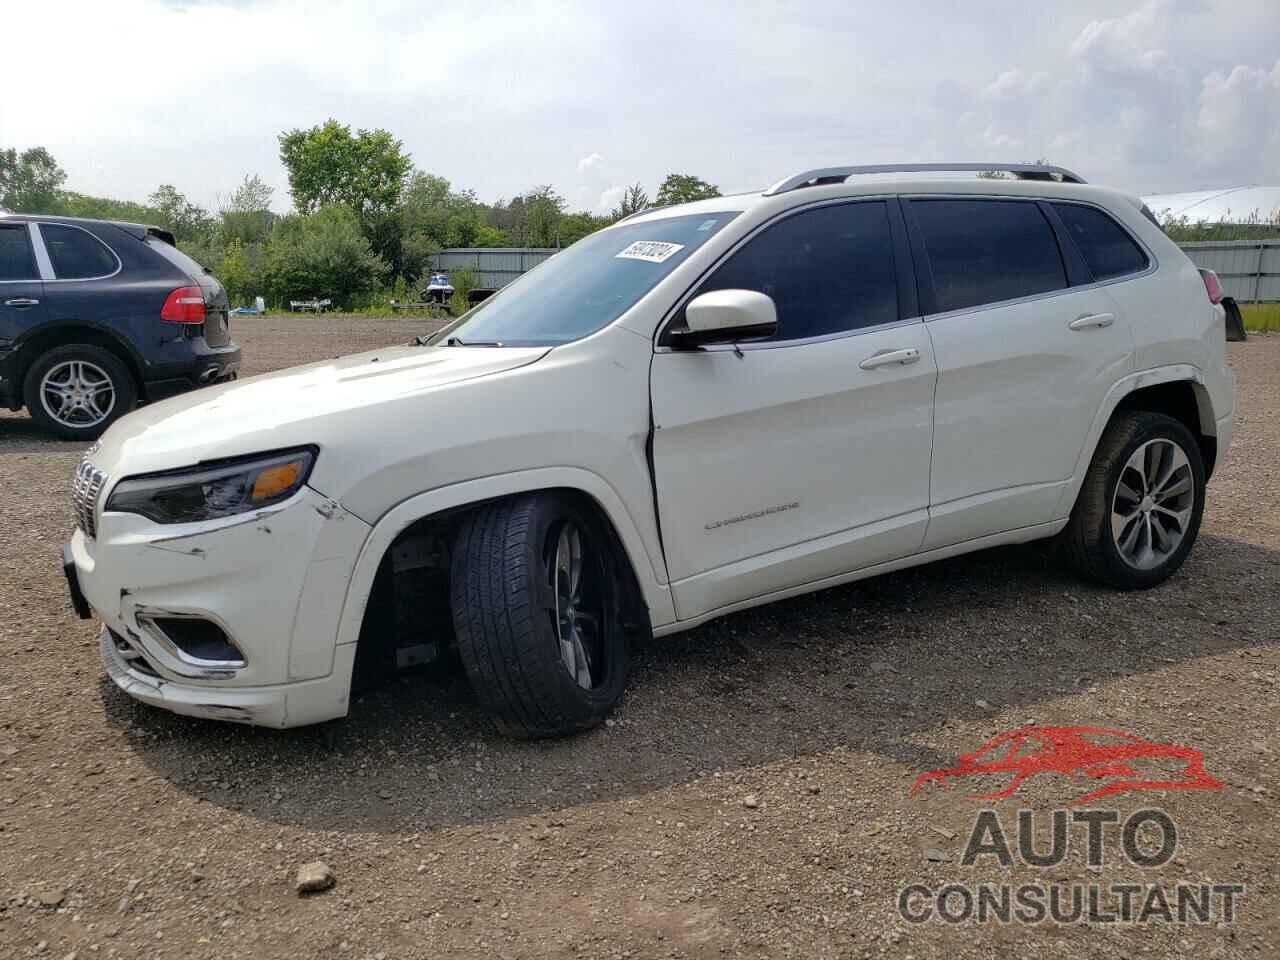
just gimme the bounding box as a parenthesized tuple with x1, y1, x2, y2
(450, 492, 629, 738)
(23, 344, 136, 440)
(1061, 412, 1205, 589)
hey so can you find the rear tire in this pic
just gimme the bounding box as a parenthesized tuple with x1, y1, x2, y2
(1061, 412, 1205, 589)
(23, 344, 136, 441)
(450, 492, 630, 738)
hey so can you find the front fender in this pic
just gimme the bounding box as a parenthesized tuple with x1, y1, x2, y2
(332, 467, 678, 654)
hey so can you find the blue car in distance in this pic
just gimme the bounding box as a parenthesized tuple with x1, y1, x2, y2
(0, 213, 241, 439)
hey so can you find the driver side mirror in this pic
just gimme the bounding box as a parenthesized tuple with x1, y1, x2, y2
(669, 289, 777, 349)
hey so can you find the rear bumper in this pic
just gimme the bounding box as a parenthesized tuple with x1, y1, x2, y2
(143, 342, 241, 401)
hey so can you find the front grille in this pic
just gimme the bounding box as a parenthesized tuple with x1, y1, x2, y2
(72, 458, 107, 538)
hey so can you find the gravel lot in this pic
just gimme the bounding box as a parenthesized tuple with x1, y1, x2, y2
(1, 315, 1276, 959)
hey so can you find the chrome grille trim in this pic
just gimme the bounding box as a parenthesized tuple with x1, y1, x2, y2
(72, 458, 107, 538)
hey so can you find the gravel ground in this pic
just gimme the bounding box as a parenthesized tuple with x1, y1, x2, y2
(0, 315, 1276, 959)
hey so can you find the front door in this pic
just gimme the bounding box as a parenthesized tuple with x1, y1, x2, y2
(650, 199, 937, 621)
(0, 223, 48, 394)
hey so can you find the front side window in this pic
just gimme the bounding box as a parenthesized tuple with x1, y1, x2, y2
(429, 212, 737, 347)
(1052, 202, 1149, 281)
(38, 224, 119, 279)
(911, 199, 1067, 313)
(691, 200, 899, 341)
(0, 225, 38, 281)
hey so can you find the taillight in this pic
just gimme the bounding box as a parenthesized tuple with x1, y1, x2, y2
(1199, 269, 1224, 305)
(160, 286, 206, 324)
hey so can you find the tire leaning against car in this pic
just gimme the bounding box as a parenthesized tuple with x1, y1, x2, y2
(23, 343, 137, 441)
(1061, 411, 1206, 590)
(450, 491, 630, 738)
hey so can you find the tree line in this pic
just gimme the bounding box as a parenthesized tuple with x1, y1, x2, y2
(0, 125, 722, 309)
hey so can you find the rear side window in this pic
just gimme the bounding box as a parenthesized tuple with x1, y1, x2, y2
(0, 225, 38, 281)
(1052, 202, 1149, 281)
(910, 199, 1067, 313)
(39, 224, 119, 279)
(695, 201, 899, 341)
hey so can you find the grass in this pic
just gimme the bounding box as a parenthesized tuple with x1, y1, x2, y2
(1241, 303, 1280, 333)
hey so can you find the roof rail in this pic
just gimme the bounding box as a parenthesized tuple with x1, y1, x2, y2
(763, 162, 1087, 196)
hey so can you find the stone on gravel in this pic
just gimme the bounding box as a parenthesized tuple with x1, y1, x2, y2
(295, 861, 336, 894)
(742, 795, 760, 809)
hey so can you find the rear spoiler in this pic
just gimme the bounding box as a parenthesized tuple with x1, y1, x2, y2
(144, 226, 177, 247)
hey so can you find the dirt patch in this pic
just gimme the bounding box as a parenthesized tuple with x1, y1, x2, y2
(1, 317, 1276, 958)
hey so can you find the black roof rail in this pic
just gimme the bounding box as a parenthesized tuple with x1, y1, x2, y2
(763, 162, 1087, 196)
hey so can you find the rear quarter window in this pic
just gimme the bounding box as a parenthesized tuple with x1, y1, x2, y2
(1051, 202, 1150, 281)
(145, 236, 210, 282)
(39, 223, 119, 279)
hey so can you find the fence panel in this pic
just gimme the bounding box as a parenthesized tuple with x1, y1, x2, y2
(1177, 241, 1280, 302)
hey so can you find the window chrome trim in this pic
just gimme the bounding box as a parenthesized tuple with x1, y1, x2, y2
(654, 193, 909, 350)
(902, 193, 1160, 322)
(655, 315, 925, 354)
(32, 221, 122, 282)
(27, 222, 55, 280)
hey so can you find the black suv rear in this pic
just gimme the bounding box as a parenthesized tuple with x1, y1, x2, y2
(0, 214, 241, 439)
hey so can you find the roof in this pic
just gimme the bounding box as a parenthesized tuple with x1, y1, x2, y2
(1141, 186, 1280, 225)
(0, 211, 171, 243)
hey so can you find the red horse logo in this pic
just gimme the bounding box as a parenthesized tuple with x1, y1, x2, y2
(910, 726, 1224, 806)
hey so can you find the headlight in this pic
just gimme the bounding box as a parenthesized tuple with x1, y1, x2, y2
(105, 447, 317, 523)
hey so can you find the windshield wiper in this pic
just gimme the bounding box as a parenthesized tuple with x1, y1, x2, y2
(445, 336, 503, 347)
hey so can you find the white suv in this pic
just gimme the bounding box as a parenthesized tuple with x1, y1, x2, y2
(63, 163, 1236, 737)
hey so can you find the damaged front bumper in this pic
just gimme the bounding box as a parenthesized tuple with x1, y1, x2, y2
(69, 485, 372, 728)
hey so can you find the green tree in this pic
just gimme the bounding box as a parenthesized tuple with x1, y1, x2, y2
(148, 184, 213, 243)
(278, 120, 411, 218)
(56, 192, 155, 223)
(654, 173, 720, 207)
(0, 146, 67, 212)
(219, 174, 275, 245)
(610, 182, 649, 220)
(559, 211, 610, 245)
(265, 205, 387, 306)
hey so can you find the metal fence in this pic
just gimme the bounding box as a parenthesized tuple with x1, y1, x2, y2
(435, 242, 1280, 303)
(1177, 241, 1280, 303)
(431, 248, 558, 291)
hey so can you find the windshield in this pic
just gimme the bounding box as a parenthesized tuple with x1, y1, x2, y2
(427, 212, 738, 347)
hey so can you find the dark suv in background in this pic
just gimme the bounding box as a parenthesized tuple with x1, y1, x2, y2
(0, 214, 240, 439)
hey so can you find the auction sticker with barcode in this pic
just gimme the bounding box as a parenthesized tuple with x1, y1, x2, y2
(615, 240, 685, 263)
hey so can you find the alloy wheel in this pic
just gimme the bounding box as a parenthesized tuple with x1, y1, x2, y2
(1110, 438, 1195, 570)
(548, 521, 605, 690)
(40, 360, 116, 429)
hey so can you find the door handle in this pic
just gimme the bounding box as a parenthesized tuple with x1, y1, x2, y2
(1068, 312, 1115, 330)
(3, 298, 40, 307)
(859, 347, 921, 370)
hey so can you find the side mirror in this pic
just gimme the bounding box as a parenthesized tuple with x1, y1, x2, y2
(669, 289, 777, 349)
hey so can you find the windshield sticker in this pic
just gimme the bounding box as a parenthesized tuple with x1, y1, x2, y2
(697, 219, 718, 232)
(615, 240, 685, 264)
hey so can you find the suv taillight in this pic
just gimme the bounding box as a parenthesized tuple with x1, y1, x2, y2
(160, 286, 206, 324)
(1199, 269, 1224, 305)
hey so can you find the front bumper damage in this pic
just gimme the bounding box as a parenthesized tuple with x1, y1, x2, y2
(69, 485, 372, 728)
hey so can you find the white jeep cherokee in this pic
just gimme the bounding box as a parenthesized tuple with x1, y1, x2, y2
(63, 163, 1236, 737)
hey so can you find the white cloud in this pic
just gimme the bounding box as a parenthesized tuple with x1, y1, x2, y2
(595, 185, 625, 216)
(0, 0, 1276, 210)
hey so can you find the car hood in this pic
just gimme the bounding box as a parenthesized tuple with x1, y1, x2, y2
(91, 344, 549, 480)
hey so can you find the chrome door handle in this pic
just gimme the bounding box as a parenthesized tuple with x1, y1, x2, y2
(859, 347, 921, 370)
(3, 298, 40, 307)
(1069, 312, 1115, 330)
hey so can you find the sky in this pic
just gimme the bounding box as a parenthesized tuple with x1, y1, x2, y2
(2, 0, 1277, 215)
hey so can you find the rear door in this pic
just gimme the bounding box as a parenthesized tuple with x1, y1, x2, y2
(650, 198, 937, 620)
(903, 196, 1135, 550)
(0, 223, 48, 360)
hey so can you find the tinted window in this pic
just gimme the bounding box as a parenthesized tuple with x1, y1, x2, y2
(0, 225, 38, 281)
(695, 201, 898, 341)
(39, 224, 118, 279)
(911, 199, 1067, 313)
(1052, 202, 1149, 281)
(430, 212, 736, 347)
